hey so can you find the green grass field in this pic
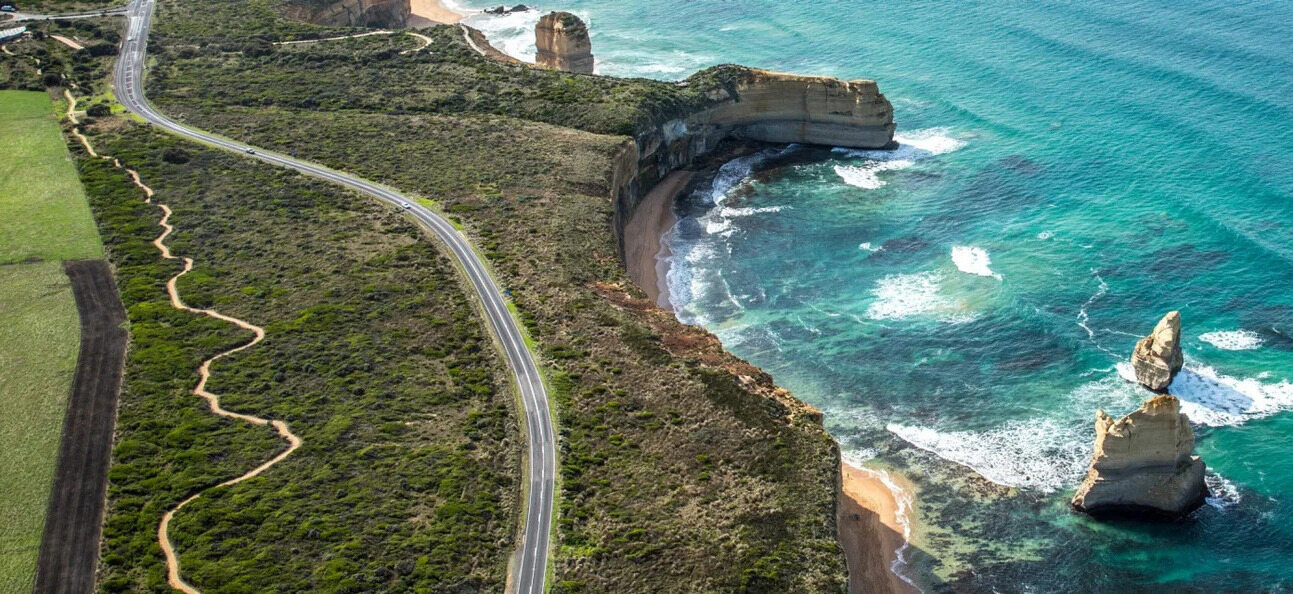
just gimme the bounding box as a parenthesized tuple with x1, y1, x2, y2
(0, 90, 103, 264)
(0, 90, 103, 593)
(0, 262, 81, 594)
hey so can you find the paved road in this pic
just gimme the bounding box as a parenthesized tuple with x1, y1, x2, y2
(113, 1, 554, 591)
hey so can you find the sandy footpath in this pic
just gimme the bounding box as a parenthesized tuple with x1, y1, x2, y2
(840, 462, 919, 594)
(409, 0, 464, 26)
(622, 170, 691, 309)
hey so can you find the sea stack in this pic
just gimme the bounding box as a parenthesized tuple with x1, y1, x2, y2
(1131, 311, 1184, 391)
(535, 11, 594, 74)
(1070, 395, 1208, 520)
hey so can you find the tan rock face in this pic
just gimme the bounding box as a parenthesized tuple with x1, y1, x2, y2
(535, 12, 594, 74)
(1131, 310, 1184, 391)
(1071, 395, 1208, 519)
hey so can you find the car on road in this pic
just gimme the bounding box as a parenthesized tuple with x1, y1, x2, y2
(245, 148, 255, 155)
(1, 6, 16, 13)
(400, 201, 411, 209)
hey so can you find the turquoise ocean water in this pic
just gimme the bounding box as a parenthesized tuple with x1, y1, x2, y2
(457, 1, 1293, 590)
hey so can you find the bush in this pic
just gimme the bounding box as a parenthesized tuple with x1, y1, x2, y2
(86, 103, 111, 117)
(86, 42, 117, 57)
(160, 146, 190, 164)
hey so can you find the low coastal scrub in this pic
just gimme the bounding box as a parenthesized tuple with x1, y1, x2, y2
(140, 2, 851, 588)
(77, 121, 518, 591)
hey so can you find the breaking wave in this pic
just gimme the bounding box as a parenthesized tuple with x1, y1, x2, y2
(1199, 330, 1264, 351)
(887, 418, 1091, 493)
(1115, 362, 1293, 427)
(951, 245, 1001, 279)
(864, 271, 976, 323)
(833, 127, 966, 189)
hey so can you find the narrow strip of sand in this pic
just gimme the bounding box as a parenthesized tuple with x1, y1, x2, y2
(409, 0, 464, 26)
(840, 462, 919, 594)
(622, 170, 691, 309)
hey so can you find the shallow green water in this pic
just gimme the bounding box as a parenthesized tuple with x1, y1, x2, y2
(459, 0, 1293, 589)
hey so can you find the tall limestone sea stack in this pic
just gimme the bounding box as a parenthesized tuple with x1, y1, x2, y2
(1071, 311, 1208, 520)
(535, 12, 594, 74)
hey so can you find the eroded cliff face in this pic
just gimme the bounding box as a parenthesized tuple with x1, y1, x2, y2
(283, 0, 410, 28)
(535, 11, 594, 74)
(1071, 395, 1208, 519)
(612, 67, 895, 261)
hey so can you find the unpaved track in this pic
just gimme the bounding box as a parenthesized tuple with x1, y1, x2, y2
(50, 34, 85, 50)
(31, 260, 128, 594)
(65, 90, 302, 594)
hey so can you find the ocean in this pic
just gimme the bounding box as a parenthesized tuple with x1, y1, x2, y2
(455, 0, 1293, 590)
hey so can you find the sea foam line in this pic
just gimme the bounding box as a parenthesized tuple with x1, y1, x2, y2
(833, 127, 966, 190)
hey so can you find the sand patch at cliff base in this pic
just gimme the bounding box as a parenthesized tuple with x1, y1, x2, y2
(840, 462, 918, 594)
(409, 0, 463, 26)
(624, 170, 691, 309)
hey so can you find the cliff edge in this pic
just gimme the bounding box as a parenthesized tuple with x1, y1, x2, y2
(283, 0, 410, 28)
(612, 66, 895, 263)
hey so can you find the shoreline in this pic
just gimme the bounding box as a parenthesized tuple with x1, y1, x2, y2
(623, 170, 691, 310)
(840, 462, 919, 594)
(408, 0, 465, 26)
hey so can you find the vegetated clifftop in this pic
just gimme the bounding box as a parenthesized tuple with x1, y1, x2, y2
(139, 16, 865, 590)
(610, 65, 895, 260)
(282, 0, 409, 27)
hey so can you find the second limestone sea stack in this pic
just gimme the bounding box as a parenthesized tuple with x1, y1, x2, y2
(1131, 311, 1184, 391)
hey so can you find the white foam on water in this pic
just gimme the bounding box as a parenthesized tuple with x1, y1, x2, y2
(1037, 231, 1055, 240)
(834, 159, 914, 189)
(951, 246, 1002, 279)
(1115, 361, 1293, 427)
(1206, 472, 1242, 510)
(461, 7, 549, 63)
(832, 127, 967, 189)
(864, 271, 975, 323)
(1199, 330, 1264, 351)
(887, 418, 1091, 493)
(858, 242, 883, 253)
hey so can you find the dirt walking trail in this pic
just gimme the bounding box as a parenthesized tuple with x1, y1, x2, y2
(65, 90, 302, 594)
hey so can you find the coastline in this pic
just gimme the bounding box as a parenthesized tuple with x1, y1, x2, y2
(623, 170, 691, 310)
(408, 0, 464, 26)
(840, 462, 919, 594)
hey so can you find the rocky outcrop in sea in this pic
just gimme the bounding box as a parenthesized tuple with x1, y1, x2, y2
(535, 11, 594, 74)
(1131, 311, 1184, 391)
(1071, 311, 1207, 520)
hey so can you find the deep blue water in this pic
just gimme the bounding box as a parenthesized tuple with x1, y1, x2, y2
(457, 1, 1293, 590)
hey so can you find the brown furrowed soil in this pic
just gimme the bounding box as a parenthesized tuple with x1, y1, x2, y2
(32, 259, 127, 594)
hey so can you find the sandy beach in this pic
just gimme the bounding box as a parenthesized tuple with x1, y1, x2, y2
(408, 0, 464, 26)
(840, 462, 919, 594)
(623, 170, 691, 309)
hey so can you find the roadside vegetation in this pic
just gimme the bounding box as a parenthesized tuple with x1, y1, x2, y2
(141, 1, 851, 590)
(5, 0, 122, 13)
(0, 89, 103, 593)
(76, 120, 520, 592)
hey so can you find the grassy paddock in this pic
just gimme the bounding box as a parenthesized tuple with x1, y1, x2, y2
(0, 89, 104, 593)
(0, 261, 81, 594)
(0, 90, 103, 264)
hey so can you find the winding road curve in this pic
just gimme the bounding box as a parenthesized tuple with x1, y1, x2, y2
(112, 0, 555, 592)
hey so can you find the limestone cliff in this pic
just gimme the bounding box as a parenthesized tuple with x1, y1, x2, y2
(1131, 311, 1184, 391)
(611, 66, 895, 262)
(283, 0, 410, 28)
(535, 11, 594, 74)
(1071, 395, 1208, 519)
